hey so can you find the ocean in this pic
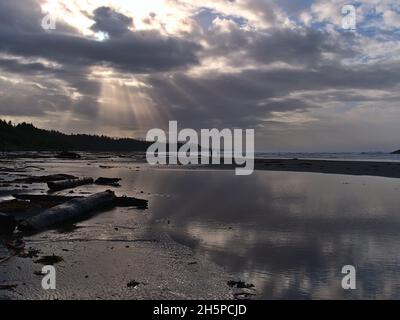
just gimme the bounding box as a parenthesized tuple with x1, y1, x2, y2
(255, 152, 400, 162)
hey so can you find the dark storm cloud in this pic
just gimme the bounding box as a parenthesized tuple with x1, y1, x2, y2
(204, 20, 355, 67)
(0, 29, 201, 74)
(0, 58, 55, 74)
(0, 75, 71, 117)
(144, 61, 400, 129)
(247, 28, 354, 66)
(0, 1, 201, 74)
(0, 0, 43, 32)
(0, 0, 201, 121)
(0, 0, 400, 152)
(144, 72, 308, 129)
(240, 64, 400, 91)
(0, 65, 101, 119)
(91, 6, 133, 37)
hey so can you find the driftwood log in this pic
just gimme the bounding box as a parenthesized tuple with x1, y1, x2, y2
(12, 174, 77, 184)
(13, 194, 148, 209)
(0, 213, 17, 234)
(56, 151, 81, 159)
(47, 177, 94, 191)
(95, 177, 121, 186)
(18, 191, 116, 232)
(114, 196, 148, 209)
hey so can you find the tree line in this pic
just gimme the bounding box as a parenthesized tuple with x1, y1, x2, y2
(0, 119, 151, 151)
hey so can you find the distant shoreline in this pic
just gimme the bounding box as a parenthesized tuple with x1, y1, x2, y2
(3, 150, 400, 179)
(170, 158, 400, 179)
(251, 158, 400, 179)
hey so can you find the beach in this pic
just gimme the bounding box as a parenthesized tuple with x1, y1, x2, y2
(0, 153, 234, 300)
(254, 158, 400, 179)
(2, 153, 400, 299)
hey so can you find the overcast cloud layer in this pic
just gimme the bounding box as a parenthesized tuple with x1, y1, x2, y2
(0, 0, 400, 151)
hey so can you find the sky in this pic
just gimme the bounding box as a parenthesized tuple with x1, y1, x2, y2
(0, 0, 400, 152)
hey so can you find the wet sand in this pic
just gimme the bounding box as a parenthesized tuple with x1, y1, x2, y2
(1, 208, 232, 300)
(3, 153, 400, 300)
(0, 155, 234, 300)
(253, 158, 400, 179)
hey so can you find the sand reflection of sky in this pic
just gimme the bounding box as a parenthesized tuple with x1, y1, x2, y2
(132, 169, 400, 299)
(19, 159, 400, 299)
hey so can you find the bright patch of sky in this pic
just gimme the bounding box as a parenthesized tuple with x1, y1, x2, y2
(195, 7, 248, 30)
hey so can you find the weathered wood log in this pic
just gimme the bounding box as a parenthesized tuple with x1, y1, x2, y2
(47, 177, 94, 191)
(0, 199, 32, 213)
(0, 213, 17, 234)
(95, 177, 121, 186)
(13, 194, 81, 202)
(12, 174, 77, 184)
(114, 196, 148, 209)
(13, 194, 148, 209)
(18, 191, 116, 232)
(56, 151, 81, 159)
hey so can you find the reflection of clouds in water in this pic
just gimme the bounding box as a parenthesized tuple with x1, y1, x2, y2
(128, 169, 400, 299)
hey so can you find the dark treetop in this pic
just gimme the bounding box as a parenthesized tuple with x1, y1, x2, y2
(0, 119, 151, 151)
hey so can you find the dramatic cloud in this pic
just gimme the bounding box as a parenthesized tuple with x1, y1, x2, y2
(0, 0, 400, 151)
(91, 6, 134, 37)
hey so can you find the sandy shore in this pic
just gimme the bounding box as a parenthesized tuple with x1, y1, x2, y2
(1, 207, 233, 300)
(252, 158, 400, 179)
(0, 155, 235, 300)
(3, 153, 400, 300)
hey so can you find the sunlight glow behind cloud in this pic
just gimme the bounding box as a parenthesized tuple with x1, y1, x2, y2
(1, 0, 400, 151)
